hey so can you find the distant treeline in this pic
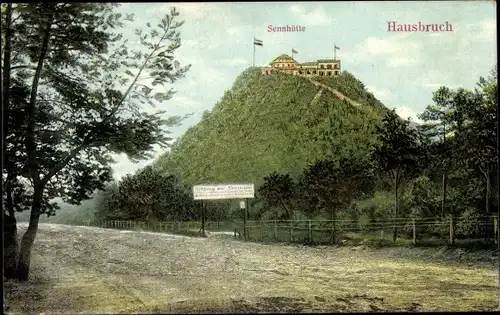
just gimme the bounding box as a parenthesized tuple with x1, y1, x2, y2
(91, 66, 498, 243)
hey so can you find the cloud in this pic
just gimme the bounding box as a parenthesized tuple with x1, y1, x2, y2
(343, 34, 423, 68)
(288, 4, 333, 26)
(159, 3, 239, 26)
(365, 36, 422, 67)
(214, 57, 248, 67)
(477, 18, 496, 43)
(366, 85, 391, 102)
(420, 70, 461, 90)
(395, 106, 423, 123)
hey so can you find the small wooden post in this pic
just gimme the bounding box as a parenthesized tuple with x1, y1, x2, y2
(243, 203, 248, 240)
(201, 200, 205, 236)
(177, 221, 181, 231)
(412, 218, 416, 245)
(274, 220, 278, 240)
(290, 220, 294, 242)
(449, 215, 455, 245)
(217, 221, 220, 232)
(260, 223, 264, 241)
(308, 220, 312, 242)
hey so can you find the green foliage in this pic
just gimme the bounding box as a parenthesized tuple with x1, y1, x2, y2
(298, 157, 375, 219)
(258, 172, 296, 219)
(372, 109, 426, 185)
(155, 68, 386, 186)
(2, 3, 191, 280)
(315, 71, 387, 112)
(355, 191, 394, 221)
(95, 166, 196, 221)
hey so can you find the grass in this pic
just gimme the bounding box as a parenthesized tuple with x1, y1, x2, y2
(4, 223, 498, 313)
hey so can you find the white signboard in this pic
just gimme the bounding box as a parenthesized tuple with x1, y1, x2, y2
(239, 201, 246, 209)
(193, 184, 254, 200)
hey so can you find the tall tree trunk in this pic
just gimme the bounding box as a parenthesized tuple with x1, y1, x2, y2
(4, 186, 19, 279)
(486, 168, 491, 214)
(441, 121, 448, 218)
(441, 169, 448, 217)
(480, 165, 492, 214)
(393, 183, 399, 243)
(2, 3, 18, 280)
(17, 8, 53, 282)
(16, 185, 44, 281)
(279, 199, 291, 219)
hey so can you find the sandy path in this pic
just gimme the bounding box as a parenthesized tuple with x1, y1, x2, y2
(4, 223, 497, 313)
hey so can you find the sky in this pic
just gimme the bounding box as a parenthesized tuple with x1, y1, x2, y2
(109, 1, 497, 180)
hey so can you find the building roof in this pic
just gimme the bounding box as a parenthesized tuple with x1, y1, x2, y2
(270, 54, 298, 64)
(300, 62, 318, 66)
(317, 59, 339, 63)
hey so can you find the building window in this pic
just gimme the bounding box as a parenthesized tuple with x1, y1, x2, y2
(299, 70, 303, 74)
(327, 65, 332, 69)
(265, 71, 268, 75)
(334, 71, 339, 75)
(327, 71, 331, 76)
(313, 70, 317, 74)
(320, 65, 324, 69)
(320, 71, 324, 76)
(307, 71, 311, 75)
(334, 64, 339, 69)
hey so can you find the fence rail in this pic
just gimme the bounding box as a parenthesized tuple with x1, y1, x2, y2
(59, 215, 498, 247)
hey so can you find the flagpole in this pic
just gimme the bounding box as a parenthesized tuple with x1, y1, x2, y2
(334, 45, 336, 60)
(253, 37, 256, 67)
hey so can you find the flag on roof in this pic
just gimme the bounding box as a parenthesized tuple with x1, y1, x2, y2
(292, 48, 298, 54)
(334, 45, 340, 50)
(254, 38, 263, 46)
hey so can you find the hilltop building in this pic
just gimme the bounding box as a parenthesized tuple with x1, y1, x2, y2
(260, 54, 341, 77)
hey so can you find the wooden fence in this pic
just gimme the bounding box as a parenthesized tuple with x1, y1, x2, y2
(242, 216, 499, 246)
(70, 215, 498, 246)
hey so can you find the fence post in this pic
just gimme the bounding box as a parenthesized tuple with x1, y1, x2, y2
(217, 221, 220, 232)
(449, 215, 455, 245)
(412, 218, 416, 245)
(308, 220, 312, 242)
(290, 220, 294, 242)
(177, 221, 181, 231)
(274, 220, 278, 240)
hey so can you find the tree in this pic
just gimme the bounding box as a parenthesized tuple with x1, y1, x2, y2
(372, 109, 424, 243)
(258, 172, 296, 219)
(418, 86, 462, 218)
(102, 166, 195, 221)
(456, 67, 497, 215)
(299, 157, 374, 243)
(2, 3, 191, 280)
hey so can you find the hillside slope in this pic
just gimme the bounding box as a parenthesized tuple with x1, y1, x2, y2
(155, 68, 388, 186)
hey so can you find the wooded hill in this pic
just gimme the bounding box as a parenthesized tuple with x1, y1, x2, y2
(154, 67, 389, 187)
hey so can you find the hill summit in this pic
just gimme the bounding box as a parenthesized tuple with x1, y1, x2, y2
(155, 67, 388, 186)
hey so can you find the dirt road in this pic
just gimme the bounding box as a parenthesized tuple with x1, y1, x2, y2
(4, 223, 497, 313)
